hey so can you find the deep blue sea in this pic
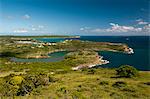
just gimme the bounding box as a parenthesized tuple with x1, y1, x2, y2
(31, 36, 150, 71)
(37, 36, 150, 70)
(79, 36, 150, 71)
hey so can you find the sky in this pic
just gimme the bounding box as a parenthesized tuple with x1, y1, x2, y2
(0, 0, 149, 36)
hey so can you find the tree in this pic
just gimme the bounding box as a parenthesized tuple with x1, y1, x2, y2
(116, 65, 138, 78)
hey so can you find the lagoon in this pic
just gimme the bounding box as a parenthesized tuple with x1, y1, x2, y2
(38, 36, 149, 70)
(10, 51, 68, 62)
(11, 36, 149, 71)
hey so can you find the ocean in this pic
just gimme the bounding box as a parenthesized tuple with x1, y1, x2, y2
(79, 36, 150, 71)
(30, 36, 150, 71)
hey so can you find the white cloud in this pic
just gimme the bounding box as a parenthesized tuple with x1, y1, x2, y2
(142, 24, 150, 33)
(80, 27, 91, 31)
(107, 23, 142, 32)
(31, 28, 36, 31)
(80, 23, 143, 33)
(138, 21, 148, 25)
(22, 14, 30, 19)
(136, 19, 148, 25)
(12, 24, 47, 34)
(80, 28, 84, 31)
(13, 28, 28, 33)
(91, 28, 106, 33)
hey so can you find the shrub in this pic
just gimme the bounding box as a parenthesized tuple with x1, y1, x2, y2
(87, 69, 96, 74)
(2, 73, 54, 96)
(116, 65, 138, 78)
(9, 76, 24, 86)
(1, 83, 19, 96)
(99, 81, 109, 85)
(122, 87, 136, 92)
(143, 82, 150, 86)
(17, 73, 52, 96)
(0, 52, 17, 57)
(57, 87, 67, 94)
(1, 75, 24, 96)
(112, 81, 127, 88)
(81, 68, 88, 72)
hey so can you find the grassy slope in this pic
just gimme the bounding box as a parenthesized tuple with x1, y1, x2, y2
(0, 57, 150, 99)
(0, 57, 150, 98)
(0, 68, 149, 98)
(0, 37, 149, 98)
(39, 69, 150, 99)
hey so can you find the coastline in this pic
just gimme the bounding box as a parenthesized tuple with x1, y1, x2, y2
(72, 55, 109, 70)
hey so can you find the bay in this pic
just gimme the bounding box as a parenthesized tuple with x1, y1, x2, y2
(10, 51, 68, 62)
(80, 36, 150, 71)
(13, 36, 149, 70)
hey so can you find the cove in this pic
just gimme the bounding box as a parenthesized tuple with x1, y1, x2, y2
(10, 51, 68, 62)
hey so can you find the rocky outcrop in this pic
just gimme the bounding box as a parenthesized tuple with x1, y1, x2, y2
(124, 47, 134, 54)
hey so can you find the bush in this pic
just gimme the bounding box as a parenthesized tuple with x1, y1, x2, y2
(116, 65, 138, 78)
(112, 81, 127, 88)
(57, 87, 67, 94)
(87, 69, 96, 74)
(143, 82, 150, 86)
(1, 75, 24, 96)
(122, 87, 136, 92)
(17, 73, 51, 96)
(0, 52, 17, 57)
(99, 81, 109, 85)
(1, 83, 19, 96)
(1, 73, 54, 96)
(9, 76, 24, 85)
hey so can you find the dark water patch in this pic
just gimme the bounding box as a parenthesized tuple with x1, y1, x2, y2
(79, 36, 149, 71)
(11, 36, 150, 70)
(36, 38, 79, 43)
(10, 51, 68, 62)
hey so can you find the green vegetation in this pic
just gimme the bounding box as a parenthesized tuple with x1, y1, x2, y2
(0, 68, 149, 98)
(116, 65, 139, 78)
(0, 36, 130, 59)
(64, 51, 100, 66)
(0, 36, 149, 98)
(0, 73, 54, 96)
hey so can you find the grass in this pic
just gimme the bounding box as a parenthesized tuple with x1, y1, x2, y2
(43, 69, 150, 99)
(0, 36, 149, 98)
(0, 37, 130, 59)
(0, 67, 149, 98)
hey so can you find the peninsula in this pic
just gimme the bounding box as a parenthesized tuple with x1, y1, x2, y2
(0, 36, 133, 69)
(0, 36, 149, 99)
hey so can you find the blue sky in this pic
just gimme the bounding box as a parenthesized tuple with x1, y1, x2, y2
(0, 0, 149, 36)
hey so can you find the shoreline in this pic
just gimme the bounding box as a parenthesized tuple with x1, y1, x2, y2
(72, 55, 110, 70)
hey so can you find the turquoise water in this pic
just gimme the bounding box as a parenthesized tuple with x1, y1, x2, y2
(10, 51, 68, 62)
(36, 38, 66, 43)
(36, 38, 79, 43)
